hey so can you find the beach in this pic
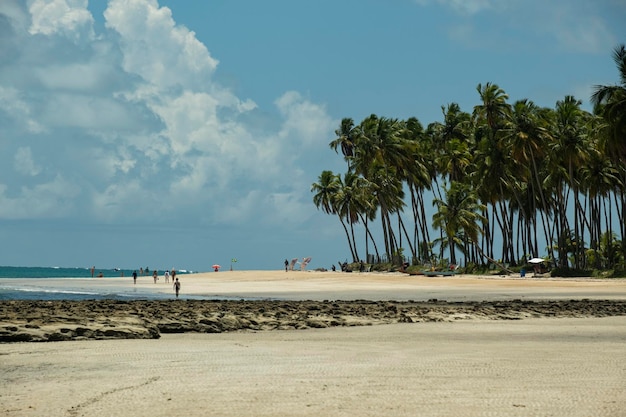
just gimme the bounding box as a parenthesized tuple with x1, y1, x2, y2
(1, 270, 626, 416)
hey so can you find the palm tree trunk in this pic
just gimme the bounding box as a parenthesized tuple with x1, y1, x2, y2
(339, 217, 357, 262)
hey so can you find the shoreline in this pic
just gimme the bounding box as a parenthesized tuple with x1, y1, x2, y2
(3, 269, 626, 302)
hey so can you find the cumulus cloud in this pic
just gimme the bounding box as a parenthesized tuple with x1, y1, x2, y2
(0, 0, 335, 229)
(275, 91, 335, 147)
(104, 0, 218, 89)
(28, 0, 94, 41)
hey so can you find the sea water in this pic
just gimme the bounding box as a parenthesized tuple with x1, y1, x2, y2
(0, 265, 199, 301)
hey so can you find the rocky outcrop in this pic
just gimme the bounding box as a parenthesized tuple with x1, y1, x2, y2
(1, 299, 625, 342)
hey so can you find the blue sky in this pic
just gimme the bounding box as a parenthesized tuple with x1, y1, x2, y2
(0, 0, 624, 272)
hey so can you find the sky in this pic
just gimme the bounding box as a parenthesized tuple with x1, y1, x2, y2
(0, 0, 624, 272)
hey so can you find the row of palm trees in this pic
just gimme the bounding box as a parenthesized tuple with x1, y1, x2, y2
(312, 45, 626, 271)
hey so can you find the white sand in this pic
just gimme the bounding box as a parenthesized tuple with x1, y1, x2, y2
(1, 317, 625, 417)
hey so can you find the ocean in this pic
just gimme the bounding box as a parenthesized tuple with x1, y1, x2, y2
(0, 265, 199, 301)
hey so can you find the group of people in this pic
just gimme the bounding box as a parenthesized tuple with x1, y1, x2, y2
(283, 257, 312, 271)
(90, 266, 104, 278)
(132, 268, 181, 298)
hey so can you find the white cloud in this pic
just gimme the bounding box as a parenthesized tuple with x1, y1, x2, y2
(28, 0, 94, 41)
(104, 0, 218, 89)
(0, 0, 335, 231)
(14, 147, 41, 176)
(275, 91, 334, 147)
(42, 93, 141, 130)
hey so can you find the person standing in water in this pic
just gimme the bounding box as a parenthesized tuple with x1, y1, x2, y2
(132, 270, 137, 285)
(174, 278, 181, 298)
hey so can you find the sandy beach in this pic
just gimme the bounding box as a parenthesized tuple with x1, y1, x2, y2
(4, 269, 626, 301)
(1, 270, 626, 416)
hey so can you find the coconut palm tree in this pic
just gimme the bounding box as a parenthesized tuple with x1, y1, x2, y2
(403, 117, 434, 263)
(312, 170, 357, 259)
(352, 115, 410, 262)
(473, 83, 515, 264)
(333, 171, 375, 262)
(579, 145, 620, 268)
(591, 44, 626, 160)
(474, 83, 510, 133)
(591, 44, 626, 261)
(504, 99, 553, 261)
(329, 118, 358, 169)
(548, 96, 592, 268)
(312, 170, 340, 215)
(432, 181, 486, 266)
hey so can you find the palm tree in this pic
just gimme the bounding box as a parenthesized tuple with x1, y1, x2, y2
(504, 99, 553, 260)
(329, 118, 358, 169)
(432, 182, 486, 266)
(591, 44, 626, 160)
(429, 103, 473, 183)
(333, 172, 374, 262)
(549, 96, 591, 268)
(591, 44, 626, 260)
(473, 83, 514, 264)
(579, 145, 620, 268)
(312, 170, 340, 215)
(474, 83, 510, 133)
(367, 161, 407, 263)
(403, 117, 434, 263)
(312, 171, 357, 259)
(352, 115, 410, 262)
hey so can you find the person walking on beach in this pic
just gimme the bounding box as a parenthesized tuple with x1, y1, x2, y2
(153, 270, 158, 283)
(132, 270, 137, 285)
(284, 259, 289, 272)
(91, 266, 95, 278)
(164, 269, 170, 283)
(174, 278, 181, 298)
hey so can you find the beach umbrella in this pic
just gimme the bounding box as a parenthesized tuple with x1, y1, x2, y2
(528, 258, 545, 264)
(212, 264, 221, 272)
